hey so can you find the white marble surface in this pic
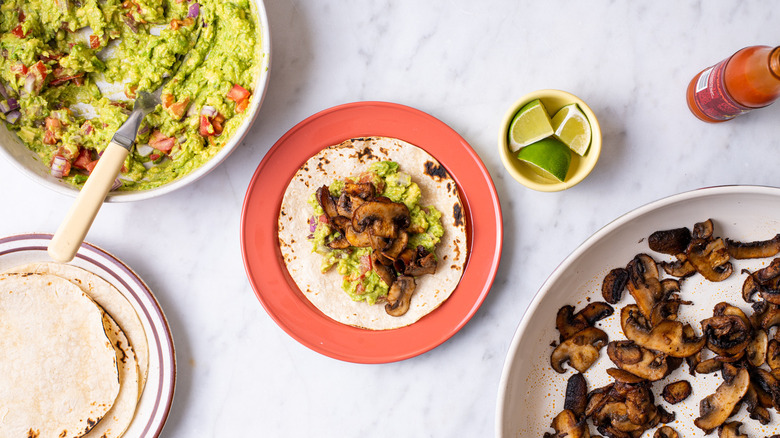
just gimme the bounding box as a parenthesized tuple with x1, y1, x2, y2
(2, 1, 780, 437)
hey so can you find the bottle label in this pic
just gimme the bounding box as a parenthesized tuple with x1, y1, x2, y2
(692, 58, 752, 120)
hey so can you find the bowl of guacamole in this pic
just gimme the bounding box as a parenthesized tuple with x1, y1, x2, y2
(0, 0, 270, 201)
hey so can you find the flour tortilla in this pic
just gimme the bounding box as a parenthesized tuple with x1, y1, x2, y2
(0, 273, 120, 438)
(83, 312, 140, 438)
(5, 262, 149, 397)
(278, 137, 468, 329)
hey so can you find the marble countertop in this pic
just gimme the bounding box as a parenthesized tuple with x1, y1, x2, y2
(2, 1, 780, 437)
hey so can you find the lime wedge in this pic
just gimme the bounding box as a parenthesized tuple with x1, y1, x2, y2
(507, 99, 554, 152)
(515, 137, 572, 182)
(551, 104, 591, 156)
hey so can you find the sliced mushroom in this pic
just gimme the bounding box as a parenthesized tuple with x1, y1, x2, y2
(621, 305, 705, 358)
(692, 219, 715, 240)
(384, 276, 415, 317)
(623, 382, 655, 426)
(316, 185, 339, 218)
(372, 253, 396, 288)
(579, 302, 615, 326)
(747, 329, 768, 367)
(654, 426, 679, 438)
(687, 237, 734, 282)
(694, 364, 750, 433)
(547, 409, 590, 438)
(750, 367, 780, 410)
(718, 421, 748, 438)
(743, 384, 772, 425)
(336, 193, 364, 218)
(592, 402, 646, 436)
(394, 246, 437, 277)
(606, 368, 646, 384)
(602, 268, 629, 304)
(659, 258, 697, 278)
(626, 254, 663, 319)
(648, 227, 691, 255)
(557, 305, 591, 340)
(342, 181, 376, 200)
(754, 258, 780, 284)
(742, 273, 762, 303)
(381, 231, 408, 261)
(701, 314, 751, 356)
(695, 357, 724, 374)
(550, 327, 608, 373)
(564, 373, 589, 418)
(344, 225, 372, 247)
(768, 339, 780, 370)
(650, 296, 690, 327)
(607, 340, 668, 381)
(726, 234, 780, 259)
(662, 380, 692, 404)
(352, 200, 411, 238)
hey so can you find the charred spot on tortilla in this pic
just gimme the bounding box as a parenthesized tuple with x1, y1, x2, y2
(354, 147, 377, 161)
(28, 429, 39, 438)
(424, 160, 448, 180)
(453, 203, 464, 227)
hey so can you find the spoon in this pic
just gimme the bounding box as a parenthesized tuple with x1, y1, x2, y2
(48, 90, 161, 263)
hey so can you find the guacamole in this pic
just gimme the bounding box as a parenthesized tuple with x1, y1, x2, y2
(309, 161, 445, 305)
(0, 0, 263, 190)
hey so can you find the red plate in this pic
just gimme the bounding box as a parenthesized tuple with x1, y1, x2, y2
(240, 101, 502, 363)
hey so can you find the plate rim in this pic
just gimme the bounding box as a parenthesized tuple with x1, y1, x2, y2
(495, 184, 780, 437)
(0, 233, 177, 438)
(240, 100, 503, 363)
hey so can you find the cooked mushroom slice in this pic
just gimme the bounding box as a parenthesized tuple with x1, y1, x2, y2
(648, 227, 691, 255)
(623, 382, 655, 426)
(372, 253, 396, 288)
(580, 302, 615, 326)
(591, 402, 646, 436)
(335, 193, 364, 218)
(602, 268, 629, 304)
(342, 181, 376, 200)
(316, 185, 339, 218)
(626, 254, 663, 319)
(550, 327, 608, 373)
(547, 409, 591, 438)
(381, 231, 408, 261)
(687, 237, 734, 282)
(758, 303, 780, 331)
(694, 364, 750, 433)
(743, 384, 772, 425)
(717, 421, 748, 438)
(701, 314, 751, 356)
(329, 215, 351, 231)
(662, 380, 692, 404)
(713, 302, 752, 327)
(352, 201, 411, 238)
(384, 276, 416, 317)
(564, 373, 589, 418)
(747, 329, 768, 367)
(326, 233, 351, 249)
(659, 258, 697, 278)
(607, 340, 668, 382)
(754, 257, 780, 284)
(750, 367, 780, 409)
(344, 225, 373, 247)
(726, 234, 780, 259)
(394, 246, 437, 277)
(692, 218, 715, 240)
(650, 296, 691, 327)
(556, 304, 590, 340)
(606, 368, 645, 384)
(743, 273, 762, 303)
(660, 278, 681, 299)
(621, 305, 705, 357)
(654, 426, 679, 438)
(768, 339, 780, 370)
(696, 358, 724, 374)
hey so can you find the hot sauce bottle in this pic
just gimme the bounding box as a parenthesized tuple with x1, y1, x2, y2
(687, 45, 780, 123)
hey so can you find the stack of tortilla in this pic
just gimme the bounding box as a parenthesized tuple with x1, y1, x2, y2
(0, 263, 149, 438)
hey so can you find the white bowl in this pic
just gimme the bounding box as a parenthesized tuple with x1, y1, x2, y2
(496, 185, 780, 438)
(0, 0, 271, 202)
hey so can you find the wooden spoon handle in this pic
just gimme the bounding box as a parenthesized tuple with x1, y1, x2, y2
(48, 141, 129, 263)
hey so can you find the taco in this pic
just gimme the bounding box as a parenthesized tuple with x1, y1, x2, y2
(278, 137, 468, 330)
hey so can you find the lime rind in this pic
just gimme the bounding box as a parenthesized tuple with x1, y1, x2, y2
(507, 99, 554, 152)
(515, 137, 572, 182)
(551, 104, 591, 156)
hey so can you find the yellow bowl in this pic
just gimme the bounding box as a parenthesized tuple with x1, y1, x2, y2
(498, 89, 601, 192)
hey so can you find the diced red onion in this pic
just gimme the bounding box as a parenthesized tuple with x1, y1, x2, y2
(200, 105, 216, 117)
(137, 124, 150, 136)
(111, 178, 122, 191)
(5, 110, 20, 124)
(123, 15, 138, 33)
(23, 74, 35, 95)
(309, 216, 317, 232)
(136, 144, 154, 157)
(0, 82, 7, 99)
(0, 100, 10, 114)
(7, 98, 18, 111)
(51, 155, 67, 178)
(188, 3, 200, 18)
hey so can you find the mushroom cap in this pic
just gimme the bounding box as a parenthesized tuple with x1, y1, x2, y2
(602, 268, 629, 304)
(648, 227, 691, 255)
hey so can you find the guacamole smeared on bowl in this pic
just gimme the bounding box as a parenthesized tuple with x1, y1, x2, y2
(0, 0, 263, 190)
(309, 161, 444, 306)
